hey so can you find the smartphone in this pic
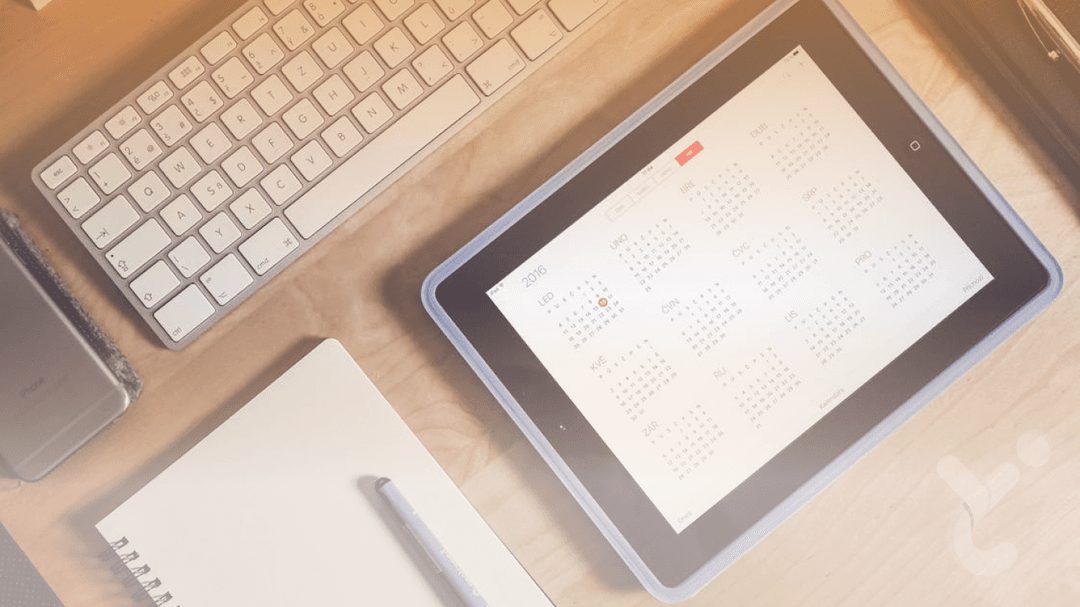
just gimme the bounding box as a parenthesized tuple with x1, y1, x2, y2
(1019, 0, 1080, 71)
(1, 236, 129, 481)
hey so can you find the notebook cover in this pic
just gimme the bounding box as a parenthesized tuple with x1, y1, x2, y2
(914, 0, 1080, 181)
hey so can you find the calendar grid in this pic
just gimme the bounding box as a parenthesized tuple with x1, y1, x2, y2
(595, 340, 676, 422)
(741, 226, 819, 300)
(808, 170, 883, 244)
(794, 290, 866, 364)
(550, 275, 625, 349)
(614, 218, 690, 292)
(684, 162, 761, 236)
(757, 107, 831, 180)
(667, 283, 744, 358)
(718, 347, 801, 430)
(649, 403, 723, 481)
(864, 235, 937, 308)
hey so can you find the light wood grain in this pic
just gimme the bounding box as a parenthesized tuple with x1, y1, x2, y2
(2, 0, 1079, 605)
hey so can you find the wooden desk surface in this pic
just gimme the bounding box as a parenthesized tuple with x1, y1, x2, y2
(2, 0, 1079, 604)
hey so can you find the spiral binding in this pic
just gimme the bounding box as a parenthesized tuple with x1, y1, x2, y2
(100, 537, 177, 607)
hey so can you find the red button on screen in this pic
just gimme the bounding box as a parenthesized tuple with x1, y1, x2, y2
(676, 141, 704, 166)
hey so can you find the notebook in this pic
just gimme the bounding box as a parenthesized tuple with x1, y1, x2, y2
(96, 338, 552, 607)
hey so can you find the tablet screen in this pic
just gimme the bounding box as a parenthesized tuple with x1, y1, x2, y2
(486, 46, 991, 533)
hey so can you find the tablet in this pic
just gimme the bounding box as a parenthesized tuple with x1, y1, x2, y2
(422, 0, 1062, 601)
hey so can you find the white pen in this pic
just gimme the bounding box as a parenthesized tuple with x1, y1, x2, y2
(375, 477, 490, 607)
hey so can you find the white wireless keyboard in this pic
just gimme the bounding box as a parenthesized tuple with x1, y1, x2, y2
(32, 0, 615, 349)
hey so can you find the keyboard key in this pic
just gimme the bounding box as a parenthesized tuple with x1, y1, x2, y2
(342, 4, 384, 45)
(252, 123, 294, 163)
(404, 4, 445, 44)
(200, 212, 242, 253)
(239, 218, 300, 275)
(548, 0, 605, 30)
(40, 155, 77, 189)
(434, 0, 474, 20)
(221, 146, 264, 187)
(466, 39, 525, 95)
(161, 194, 202, 235)
(151, 105, 193, 147)
(343, 51, 385, 92)
(274, 9, 316, 51)
(511, 9, 562, 60)
(120, 128, 164, 171)
(265, 0, 297, 15)
(374, 27, 416, 68)
(285, 75, 479, 238)
(312, 27, 355, 68)
(169, 56, 206, 89)
(382, 69, 423, 109)
(303, 0, 345, 26)
(190, 122, 233, 164)
(137, 81, 174, 114)
(154, 285, 215, 342)
(168, 236, 211, 278)
(504, 0, 539, 14)
(322, 116, 363, 157)
(252, 74, 295, 115)
(313, 74, 355, 115)
(130, 260, 180, 308)
(106, 218, 171, 278)
(230, 189, 272, 229)
(192, 170, 233, 211)
(292, 140, 334, 181)
(261, 164, 303, 204)
(353, 92, 393, 132)
(161, 147, 201, 188)
(282, 98, 325, 139)
(373, 0, 414, 21)
(282, 51, 325, 92)
(443, 21, 483, 61)
(129, 171, 170, 212)
(88, 152, 132, 194)
(200, 254, 253, 305)
(473, 0, 513, 38)
(413, 45, 453, 85)
(211, 57, 255, 99)
(243, 32, 286, 74)
(57, 177, 100, 219)
(81, 195, 138, 249)
(233, 6, 269, 40)
(104, 106, 142, 140)
(181, 81, 225, 122)
(73, 130, 110, 164)
(200, 31, 237, 65)
(221, 98, 263, 139)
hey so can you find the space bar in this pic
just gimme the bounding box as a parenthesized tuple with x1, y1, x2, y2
(285, 75, 480, 239)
